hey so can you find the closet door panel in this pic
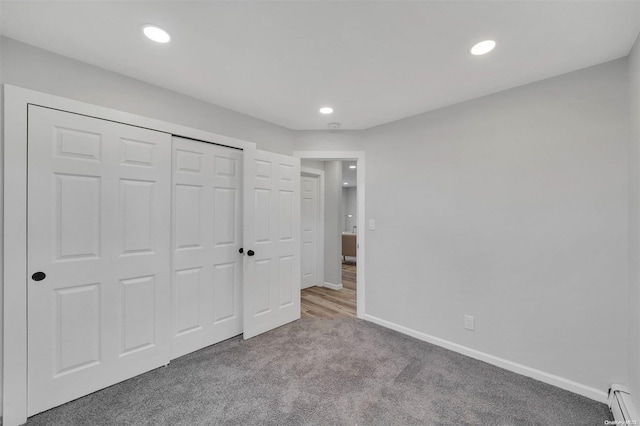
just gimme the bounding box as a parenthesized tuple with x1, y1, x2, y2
(27, 105, 171, 416)
(171, 137, 243, 359)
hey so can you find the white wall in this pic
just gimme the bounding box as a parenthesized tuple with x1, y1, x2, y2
(0, 11, 4, 417)
(324, 161, 342, 286)
(301, 159, 325, 172)
(342, 186, 357, 233)
(628, 33, 640, 409)
(342, 188, 348, 232)
(295, 131, 363, 152)
(0, 37, 295, 155)
(294, 58, 630, 395)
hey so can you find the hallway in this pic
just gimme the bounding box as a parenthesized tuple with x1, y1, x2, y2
(300, 261, 356, 318)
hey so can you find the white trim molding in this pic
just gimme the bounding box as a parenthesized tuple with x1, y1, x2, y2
(363, 314, 608, 404)
(322, 282, 343, 291)
(293, 151, 365, 319)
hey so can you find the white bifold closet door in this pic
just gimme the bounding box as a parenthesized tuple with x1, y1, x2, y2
(27, 106, 172, 415)
(171, 136, 243, 359)
(243, 150, 301, 339)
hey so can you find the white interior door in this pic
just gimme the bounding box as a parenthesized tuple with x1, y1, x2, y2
(243, 150, 301, 339)
(301, 175, 319, 289)
(27, 106, 172, 415)
(171, 136, 243, 359)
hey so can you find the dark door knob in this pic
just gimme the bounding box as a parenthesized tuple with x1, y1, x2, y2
(32, 272, 46, 282)
(239, 248, 244, 254)
(247, 250, 255, 257)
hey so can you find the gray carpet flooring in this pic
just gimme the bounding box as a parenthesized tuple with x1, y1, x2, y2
(27, 318, 612, 425)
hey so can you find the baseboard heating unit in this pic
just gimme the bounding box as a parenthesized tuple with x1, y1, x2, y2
(608, 384, 639, 425)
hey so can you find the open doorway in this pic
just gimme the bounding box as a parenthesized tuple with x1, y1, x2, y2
(294, 152, 365, 319)
(340, 160, 357, 297)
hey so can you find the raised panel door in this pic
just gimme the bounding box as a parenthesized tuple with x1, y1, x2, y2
(171, 137, 243, 359)
(243, 150, 300, 339)
(27, 106, 171, 415)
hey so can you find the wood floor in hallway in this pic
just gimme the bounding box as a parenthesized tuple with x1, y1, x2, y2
(301, 261, 356, 318)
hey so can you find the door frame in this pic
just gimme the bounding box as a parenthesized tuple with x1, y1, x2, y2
(2, 85, 257, 426)
(300, 167, 325, 288)
(293, 152, 365, 319)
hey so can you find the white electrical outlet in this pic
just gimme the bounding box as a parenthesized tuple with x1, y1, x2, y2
(464, 315, 475, 331)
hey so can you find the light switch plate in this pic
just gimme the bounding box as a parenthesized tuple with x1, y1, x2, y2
(368, 219, 375, 230)
(464, 315, 475, 331)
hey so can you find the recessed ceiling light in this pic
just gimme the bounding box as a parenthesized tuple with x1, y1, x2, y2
(349, 165, 356, 169)
(319, 107, 334, 114)
(470, 40, 496, 56)
(343, 182, 348, 185)
(142, 25, 171, 43)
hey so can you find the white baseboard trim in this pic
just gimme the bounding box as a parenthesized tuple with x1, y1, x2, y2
(322, 281, 343, 290)
(363, 314, 608, 403)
